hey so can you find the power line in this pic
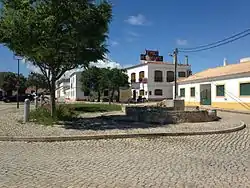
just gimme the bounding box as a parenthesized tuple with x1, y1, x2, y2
(179, 32, 250, 53)
(179, 28, 250, 50)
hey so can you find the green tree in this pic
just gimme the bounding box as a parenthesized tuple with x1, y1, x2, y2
(26, 72, 49, 94)
(81, 67, 129, 102)
(0, 72, 27, 96)
(81, 67, 106, 102)
(109, 68, 129, 102)
(0, 0, 112, 117)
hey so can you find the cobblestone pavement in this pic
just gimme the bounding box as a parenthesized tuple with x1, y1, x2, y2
(0, 112, 249, 187)
(0, 107, 245, 137)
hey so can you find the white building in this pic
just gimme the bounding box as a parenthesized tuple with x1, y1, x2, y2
(176, 58, 250, 111)
(55, 78, 70, 101)
(68, 72, 89, 101)
(55, 72, 89, 102)
(126, 61, 191, 101)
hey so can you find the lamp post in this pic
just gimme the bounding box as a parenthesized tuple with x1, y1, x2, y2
(14, 54, 22, 109)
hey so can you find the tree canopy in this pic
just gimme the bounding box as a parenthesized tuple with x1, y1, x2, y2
(0, 0, 112, 116)
(26, 72, 49, 93)
(81, 67, 129, 102)
(0, 72, 26, 96)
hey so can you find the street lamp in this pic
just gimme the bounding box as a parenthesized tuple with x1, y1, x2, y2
(14, 54, 22, 109)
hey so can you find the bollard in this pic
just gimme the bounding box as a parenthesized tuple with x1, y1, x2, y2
(39, 96, 43, 107)
(34, 96, 38, 109)
(24, 99, 30, 123)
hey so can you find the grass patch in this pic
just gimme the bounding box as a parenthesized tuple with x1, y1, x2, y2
(67, 103, 122, 112)
(29, 103, 122, 125)
(30, 104, 78, 126)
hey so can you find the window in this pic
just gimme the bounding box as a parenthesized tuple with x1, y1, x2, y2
(240, 83, 250, 96)
(154, 89, 163, 96)
(139, 89, 144, 96)
(154, 70, 163, 82)
(190, 87, 195, 97)
(167, 71, 174, 82)
(139, 71, 145, 82)
(216, 85, 225, 96)
(180, 88, 185, 97)
(178, 71, 186, 78)
(149, 91, 152, 95)
(131, 73, 136, 83)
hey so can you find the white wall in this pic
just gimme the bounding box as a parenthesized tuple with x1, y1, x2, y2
(147, 63, 190, 100)
(126, 64, 149, 83)
(177, 76, 250, 105)
(69, 74, 77, 100)
(212, 77, 250, 103)
(175, 83, 201, 102)
(126, 63, 191, 100)
(75, 72, 88, 100)
(55, 81, 70, 99)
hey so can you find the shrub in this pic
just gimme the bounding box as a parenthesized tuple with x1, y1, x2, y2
(30, 104, 78, 125)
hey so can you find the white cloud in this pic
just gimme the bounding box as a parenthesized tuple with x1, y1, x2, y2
(90, 58, 121, 69)
(176, 39, 188, 46)
(128, 31, 140, 37)
(22, 59, 42, 73)
(110, 40, 119, 47)
(125, 14, 149, 26)
(23, 55, 122, 79)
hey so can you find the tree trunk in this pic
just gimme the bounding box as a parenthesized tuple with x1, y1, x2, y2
(35, 85, 38, 95)
(111, 88, 115, 102)
(108, 89, 111, 105)
(117, 88, 120, 102)
(97, 91, 101, 102)
(50, 76, 56, 118)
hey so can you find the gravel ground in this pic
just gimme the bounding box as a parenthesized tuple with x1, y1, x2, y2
(0, 119, 249, 187)
(0, 106, 249, 187)
(0, 107, 244, 137)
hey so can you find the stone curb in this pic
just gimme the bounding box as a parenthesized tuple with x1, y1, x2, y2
(0, 121, 246, 143)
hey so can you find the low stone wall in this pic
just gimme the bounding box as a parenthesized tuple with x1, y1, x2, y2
(125, 106, 218, 124)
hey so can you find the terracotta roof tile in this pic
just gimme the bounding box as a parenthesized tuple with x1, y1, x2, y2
(178, 60, 250, 83)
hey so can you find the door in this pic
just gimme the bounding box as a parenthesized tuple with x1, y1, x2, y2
(132, 90, 136, 100)
(200, 86, 211, 105)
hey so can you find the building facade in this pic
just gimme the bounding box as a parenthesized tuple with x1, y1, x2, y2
(68, 72, 89, 101)
(176, 58, 250, 111)
(55, 72, 89, 102)
(126, 50, 192, 101)
(55, 78, 70, 101)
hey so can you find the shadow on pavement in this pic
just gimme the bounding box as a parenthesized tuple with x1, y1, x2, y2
(61, 115, 162, 131)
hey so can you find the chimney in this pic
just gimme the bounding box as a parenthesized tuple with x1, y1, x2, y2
(223, 58, 228, 66)
(185, 55, 189, 65)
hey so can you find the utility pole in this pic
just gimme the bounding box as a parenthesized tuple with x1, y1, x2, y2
(14, 54, 22, 109)
(174, 48, 178, 99)
(17, 59, 20, 109)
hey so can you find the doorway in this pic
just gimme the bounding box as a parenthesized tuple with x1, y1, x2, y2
(132, 90, 136, 100)
(200, 84, 211, 105)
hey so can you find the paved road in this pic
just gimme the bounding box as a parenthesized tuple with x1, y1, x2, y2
(0, 112, 249, 187)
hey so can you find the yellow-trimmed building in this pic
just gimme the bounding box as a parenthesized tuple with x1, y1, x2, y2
(176, 58, 250, 111)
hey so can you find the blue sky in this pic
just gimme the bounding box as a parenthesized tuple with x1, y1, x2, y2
(1, 0, 250, 75)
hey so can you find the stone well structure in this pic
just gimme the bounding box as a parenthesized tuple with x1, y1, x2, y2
(125, 106, 218, 124)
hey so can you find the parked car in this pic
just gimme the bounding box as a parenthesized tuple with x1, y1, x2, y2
(2, 94, 34, 103)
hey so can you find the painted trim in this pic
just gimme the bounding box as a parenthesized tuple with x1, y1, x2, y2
(239, 81, 250, 97)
